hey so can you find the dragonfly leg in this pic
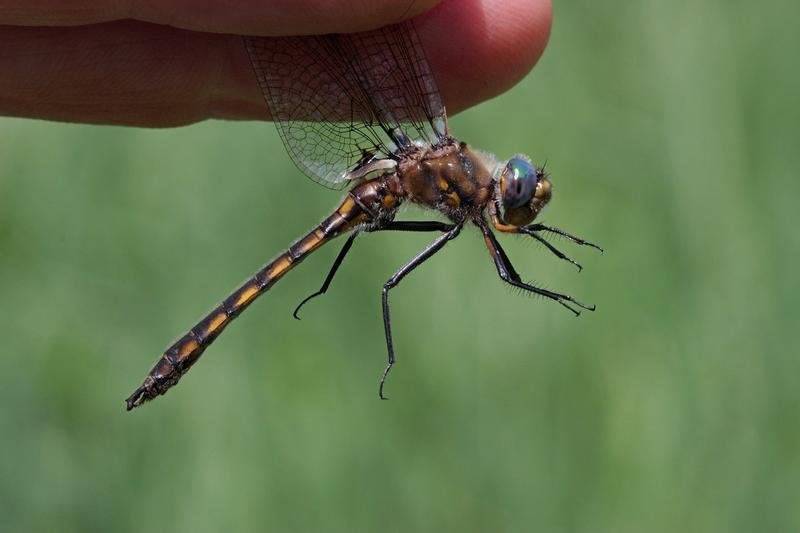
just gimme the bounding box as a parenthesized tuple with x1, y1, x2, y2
(379, 223, 462, 399)
(294, 222, 455, 319)
(519, 227, 585, 272)
(376, 221, 456, 233)
(293, 231, 360, 320)
(524, 223, 604, 253)
(490, 200, 600, 272)
(477, 218, 595, 317)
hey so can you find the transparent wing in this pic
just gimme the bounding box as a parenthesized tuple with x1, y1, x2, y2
(244, 21, 448, 190)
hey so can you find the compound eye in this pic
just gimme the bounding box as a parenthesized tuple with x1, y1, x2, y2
(502, 158, 538, 209)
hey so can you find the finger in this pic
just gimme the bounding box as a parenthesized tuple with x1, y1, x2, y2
(0, 0, 552, 126)
(227, 0, 552, 121)
(0, 0, 440, 35)
(416, 0, 552, 114)
(0, 21, 233, 126)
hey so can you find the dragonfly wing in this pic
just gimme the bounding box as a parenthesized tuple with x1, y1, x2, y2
(244, 21, 447, 190)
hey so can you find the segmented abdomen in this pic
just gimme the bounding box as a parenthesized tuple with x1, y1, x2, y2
(125, 191, 372, 410)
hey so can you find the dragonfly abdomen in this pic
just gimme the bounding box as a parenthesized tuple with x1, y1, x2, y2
(125, 185, 383, 410)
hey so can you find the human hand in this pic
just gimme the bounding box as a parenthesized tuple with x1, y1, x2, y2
(0, 0, 551, 126)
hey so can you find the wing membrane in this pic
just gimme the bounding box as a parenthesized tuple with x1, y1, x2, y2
(244, 21, 447, 189)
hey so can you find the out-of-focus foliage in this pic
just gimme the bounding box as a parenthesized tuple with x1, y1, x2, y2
(1, 1, 798, 531)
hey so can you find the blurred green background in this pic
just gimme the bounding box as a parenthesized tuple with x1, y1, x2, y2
(1, 1, 799, 531)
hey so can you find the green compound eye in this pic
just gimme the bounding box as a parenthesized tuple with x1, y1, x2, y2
(502, 158, 538, 209)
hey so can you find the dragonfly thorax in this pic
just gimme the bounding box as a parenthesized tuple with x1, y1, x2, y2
(394, 140, 495, 222)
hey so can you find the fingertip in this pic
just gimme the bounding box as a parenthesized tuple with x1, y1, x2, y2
(416, 0, 552, 113)
(220, 0, 552, 121)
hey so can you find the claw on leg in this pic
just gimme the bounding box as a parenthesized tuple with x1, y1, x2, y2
(379, 362, 393, 400)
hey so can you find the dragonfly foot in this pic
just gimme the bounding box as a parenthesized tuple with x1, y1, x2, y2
(378, 362, 394, 400)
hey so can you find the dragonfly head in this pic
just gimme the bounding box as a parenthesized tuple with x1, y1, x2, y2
(497, 156, 552, 226)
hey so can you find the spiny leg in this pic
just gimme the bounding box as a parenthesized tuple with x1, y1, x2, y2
(489, 201, 601, 271)
(380, 224, 462, 399)
(524, 223, 604, 252)
(519, 227, 584, 272)
(293, 221, 455, 318)
(477, 218, 594, 316)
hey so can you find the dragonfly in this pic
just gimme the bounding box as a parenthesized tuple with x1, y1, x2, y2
(125, 20, 601, 411)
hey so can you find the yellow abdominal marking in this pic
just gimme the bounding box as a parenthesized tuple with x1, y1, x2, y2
(206, 313, 227, 335)
(346, 214, 369, 228)
(265, 255, 293, 281)
(178, 338, 199, 357)
(295, 233, 325, 255)
(235, 284, 259, 307)
(338, 195, 357, 214)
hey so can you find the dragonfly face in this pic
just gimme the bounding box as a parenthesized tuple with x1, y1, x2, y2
(497, 156, 552, 227)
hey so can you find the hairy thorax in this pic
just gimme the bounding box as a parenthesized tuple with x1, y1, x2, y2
(395, 141, 495, 221)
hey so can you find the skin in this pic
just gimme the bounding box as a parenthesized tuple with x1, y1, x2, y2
(0, 0, 552, 126)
